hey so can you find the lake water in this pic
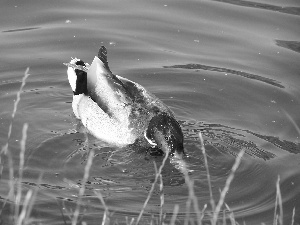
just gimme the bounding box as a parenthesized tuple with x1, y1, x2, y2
(0, 0, 300, 224)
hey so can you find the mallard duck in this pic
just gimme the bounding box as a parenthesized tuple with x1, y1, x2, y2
(65, 46, 184, 157)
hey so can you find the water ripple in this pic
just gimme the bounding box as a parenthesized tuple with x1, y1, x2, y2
(212, 0, 300, 16)
(2, 27, 40, 33)
(181, 120, 277, 161)
(164, 64, 284, 88)
(276, 40, 300, 54)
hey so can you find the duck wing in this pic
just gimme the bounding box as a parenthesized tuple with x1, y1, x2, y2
(116, 75, 174, 117)
(86, 46, 173, 121)
(86, 47, 134, 118)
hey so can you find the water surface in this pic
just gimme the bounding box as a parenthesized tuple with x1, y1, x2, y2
(0, 0, 300, 224)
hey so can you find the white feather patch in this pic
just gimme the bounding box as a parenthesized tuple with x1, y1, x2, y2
(67, 66, 77, 92)
(144, 131, 157, 146)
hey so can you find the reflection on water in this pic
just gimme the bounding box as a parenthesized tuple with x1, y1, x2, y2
(0, 0, 300, 224)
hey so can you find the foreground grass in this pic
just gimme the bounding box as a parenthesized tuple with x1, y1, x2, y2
(0, 68, 296, 225)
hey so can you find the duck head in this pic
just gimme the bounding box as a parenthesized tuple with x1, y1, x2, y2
(145, 113, 184, 158)
(67, 58, 88, 95)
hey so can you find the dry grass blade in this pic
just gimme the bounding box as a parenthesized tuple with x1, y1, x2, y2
(181, 165, 201, 225)
(182, 132, 213, 225)
(0, 150, 14, 217)
(222, 209, 226, 225)
(225, 203, 236, 225)
(282, 110, 300, 135)
(136, 151, 169, 225)
(273, 176, 283, 225)
(170, 204, 179, 225)
(56, 199, 68, 225)
(200, 204, 207, 221)
(212, 149, 244, 225)
(0, 68, 30, 221)
(184, 189, 192, 225)
(1, 68, 30, 155)
(125, 216, 135, 225)
(72, 148, 95, 225)
(291, 207, 295, 225)
(159, 174, 164, 224)
(1, 68, 30, 202)
(185, 178, 202, 224)
(15, 123, 29, 221)
(94, 190, 110, 225)
(199, 132, 215, 211)
(16, 189, 33, 225)
(18, 183, 39, 225)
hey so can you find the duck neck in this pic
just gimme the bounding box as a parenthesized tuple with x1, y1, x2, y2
(74, 69, 88, 95)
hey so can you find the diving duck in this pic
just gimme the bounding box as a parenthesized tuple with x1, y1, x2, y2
(65, 46, 184, 157)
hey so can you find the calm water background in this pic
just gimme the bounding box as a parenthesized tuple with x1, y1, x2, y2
(1, 0, 300, 224)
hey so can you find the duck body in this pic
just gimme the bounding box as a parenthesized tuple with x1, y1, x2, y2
(66, 46, 184, 156)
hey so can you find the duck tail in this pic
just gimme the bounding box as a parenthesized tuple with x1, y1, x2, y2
(98, 46, 112, 73)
